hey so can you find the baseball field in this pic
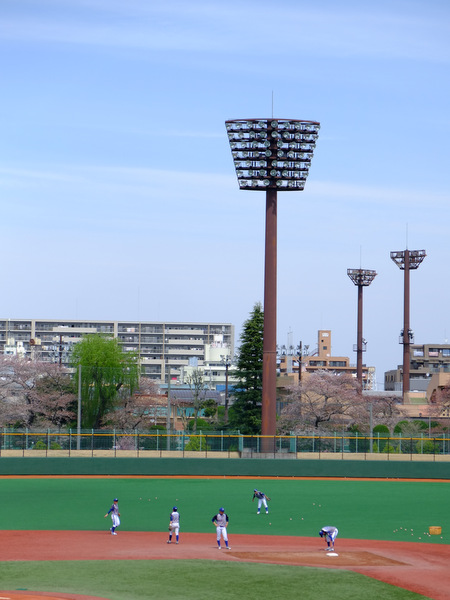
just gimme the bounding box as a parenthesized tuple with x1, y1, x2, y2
(1, 476, 449, 599)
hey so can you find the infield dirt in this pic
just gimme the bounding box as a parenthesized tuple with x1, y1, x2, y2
(1, 531, 448, 600)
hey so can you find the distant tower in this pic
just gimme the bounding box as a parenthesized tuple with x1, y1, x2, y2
(347, 269, 377, 388)
(390, 249, 426, 398)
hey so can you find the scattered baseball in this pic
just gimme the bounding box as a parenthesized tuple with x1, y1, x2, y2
(290, 518, 292, 520)
(269, 522, 271, 525)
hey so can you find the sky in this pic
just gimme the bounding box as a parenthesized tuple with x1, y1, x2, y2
(1, 0, 449, 390)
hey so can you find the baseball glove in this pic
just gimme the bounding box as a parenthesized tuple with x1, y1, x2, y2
(168, 523, 173, 531)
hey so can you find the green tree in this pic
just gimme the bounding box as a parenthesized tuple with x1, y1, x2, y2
(228, 302, 264, 434)
(70, 335, 139, 428)
(372, 423, 390, 452)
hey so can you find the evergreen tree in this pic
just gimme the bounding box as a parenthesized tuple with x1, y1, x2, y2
(70, 334, 139, 429)
(228, 302, 264, 434)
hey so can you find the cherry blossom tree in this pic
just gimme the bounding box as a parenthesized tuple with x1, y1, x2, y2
(279, 370, 362, 432)
(0, 355, 76, 428)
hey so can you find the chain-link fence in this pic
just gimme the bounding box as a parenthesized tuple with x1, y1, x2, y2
(1, 429, 450, 459)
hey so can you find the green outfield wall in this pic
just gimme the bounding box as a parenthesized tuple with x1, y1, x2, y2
(1, 456, 450, 478)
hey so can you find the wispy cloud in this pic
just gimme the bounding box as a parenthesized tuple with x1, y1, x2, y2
(1, 164, 448, 211)
(1, 1, 449, 63)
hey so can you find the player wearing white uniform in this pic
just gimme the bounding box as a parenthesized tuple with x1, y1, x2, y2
(167, 506, 180, 544)
(104, 498, 120, 535)
(212, 507, 230, 550)
(319, 526, 338, 551)
(252, 489, 270, 514)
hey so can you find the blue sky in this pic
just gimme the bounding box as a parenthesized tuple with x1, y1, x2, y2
(1, 0, 449, 389)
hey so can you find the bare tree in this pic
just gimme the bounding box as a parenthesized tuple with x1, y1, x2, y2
(186, 368, 207, 432)
(279, 370, 362, 432)
(103, 376, 161, 431)
(344, 393, 403, 434)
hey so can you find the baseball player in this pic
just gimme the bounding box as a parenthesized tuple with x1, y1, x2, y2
(252, 488, 270, 514)
(104, 498, 120, 535)
(167, 506, 180, 544)
(211, 507, 230, 550)
(319, 526, 338, 551)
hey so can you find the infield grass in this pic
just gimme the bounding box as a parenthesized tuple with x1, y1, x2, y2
(0, 560, 432, 600)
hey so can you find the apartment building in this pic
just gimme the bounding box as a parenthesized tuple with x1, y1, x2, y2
(278, 329, 376, 390)
(385, 343, 450, 392)
(0, 319, 234, 387)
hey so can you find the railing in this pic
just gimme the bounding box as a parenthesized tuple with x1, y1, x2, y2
(1, 429, 450, 459)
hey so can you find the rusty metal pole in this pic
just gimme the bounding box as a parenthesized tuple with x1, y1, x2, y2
(403, 249, 411, 396)
(261, 188, 277, 450)
(356, 283, 363, 386)
(347, 269, 376, 390)
(390, 248, 425, 401)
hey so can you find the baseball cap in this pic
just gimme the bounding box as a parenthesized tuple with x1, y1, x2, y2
(173, 506, 178, 511)
(254, 489, 258, 492)
(114, 498, 118, 502)
(219, 507, 225, 512)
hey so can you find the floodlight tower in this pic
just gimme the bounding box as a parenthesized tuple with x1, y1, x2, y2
(347, 269, 377, 388)
(390, 249, 426, 398)
(226, 118, 320, 444)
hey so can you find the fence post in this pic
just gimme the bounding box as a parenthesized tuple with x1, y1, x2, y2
(91, 429, 94, 457)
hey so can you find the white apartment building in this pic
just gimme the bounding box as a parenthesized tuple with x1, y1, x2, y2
(0, 319, 235, 387)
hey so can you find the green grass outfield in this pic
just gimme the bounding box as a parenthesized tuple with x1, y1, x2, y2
(1, 477, 448, 543)
(1, 477, 444, 599)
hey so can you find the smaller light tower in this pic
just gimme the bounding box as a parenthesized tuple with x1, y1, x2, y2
(347, 269, 377, 388)
(390, 249, 426, 399)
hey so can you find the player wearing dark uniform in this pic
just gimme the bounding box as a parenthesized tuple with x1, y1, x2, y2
(212, 507, 230, 550)
(252, 489, 270, 514)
